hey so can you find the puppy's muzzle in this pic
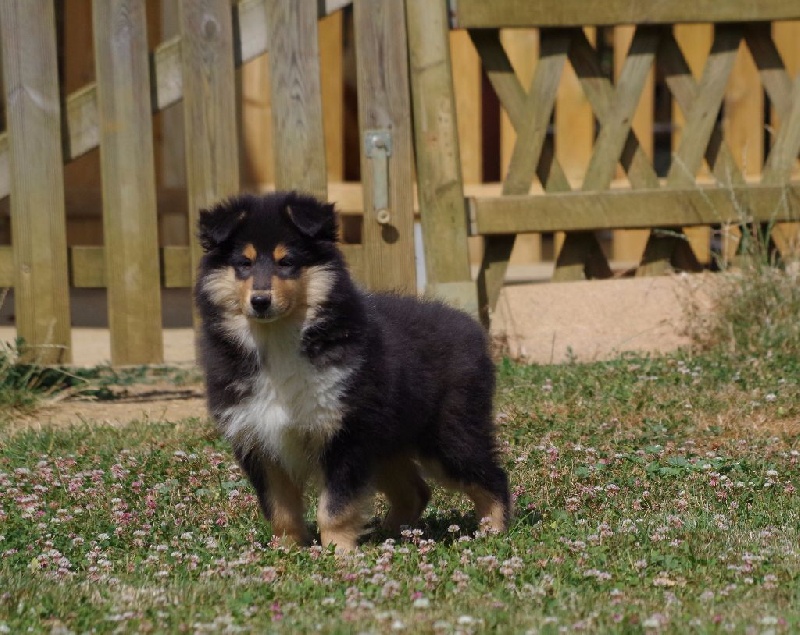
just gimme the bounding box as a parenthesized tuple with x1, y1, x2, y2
(250, 293, 272, 317)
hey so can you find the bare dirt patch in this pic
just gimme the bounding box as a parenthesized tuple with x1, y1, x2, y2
(14, 382, 209, 430)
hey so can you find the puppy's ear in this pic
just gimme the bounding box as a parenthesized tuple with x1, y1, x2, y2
(198, 202, 246, 252)
(283, 197, 337, 242)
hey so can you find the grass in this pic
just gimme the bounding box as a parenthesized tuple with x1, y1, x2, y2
(1, 258, 799, 633)
(1, 342, 798, 633)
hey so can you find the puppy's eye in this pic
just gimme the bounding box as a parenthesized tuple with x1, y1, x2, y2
(276, 255, 294, 268)
(234, 258, 253, 272)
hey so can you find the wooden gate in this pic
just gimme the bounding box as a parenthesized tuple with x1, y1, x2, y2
(0, 0, 415, 365)
(407, 1, 800, 322)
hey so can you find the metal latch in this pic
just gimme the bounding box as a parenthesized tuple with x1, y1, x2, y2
(364, 129, 392, 225)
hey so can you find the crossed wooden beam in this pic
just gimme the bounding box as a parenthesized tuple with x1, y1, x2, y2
(468, 24, 800, 315)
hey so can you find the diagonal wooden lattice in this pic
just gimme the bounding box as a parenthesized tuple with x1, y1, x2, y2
(463, 23, 800, 314)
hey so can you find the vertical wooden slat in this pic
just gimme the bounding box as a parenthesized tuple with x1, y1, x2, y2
(406, 0, 478, 314)
(770, 20, 800, 257)
(552, 27, 598, 279)
(673, 24, 713, 263)
(581, 27, 659, 191)
(320, 11, 344, 182)
(451, 31, 483, 184)
(266, 0, 327, 198)
(772, 21, 800, 167)
(450, 30, 485, 269)
(353, 0, 416, 293)
(499, 31, 537, 175)
(93, 0, 163, 364)
(0, 0, 71, 363)
(498, 30, 543, 267)
(482, 31, 572, 299)
(612, 26, 654, 265)
(179, 0, 240, 289)
(240, 54, 274, 189)
(725, 40, 763, 177)
(556, 28, 596, 186)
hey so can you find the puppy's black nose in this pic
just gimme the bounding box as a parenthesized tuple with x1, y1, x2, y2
(250, 294, 271, 314)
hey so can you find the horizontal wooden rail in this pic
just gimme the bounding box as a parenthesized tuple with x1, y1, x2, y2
(469, 184, 800, 235)
(451, 0, 800, 28)
(0, 243, 362, 290)
(0, 0, 353, 200)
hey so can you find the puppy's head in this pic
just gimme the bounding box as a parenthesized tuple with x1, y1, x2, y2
(197, 192, 339, 325)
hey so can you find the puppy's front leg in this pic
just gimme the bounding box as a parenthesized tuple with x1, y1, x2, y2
(318, 447, 373, 551)
(236, 448, 309, 545)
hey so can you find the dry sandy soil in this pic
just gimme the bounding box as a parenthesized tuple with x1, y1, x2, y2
(5, 274, 720, 428)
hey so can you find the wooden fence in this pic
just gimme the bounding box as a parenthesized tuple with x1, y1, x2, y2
(0, 0, 416, 365)
(407, 2, 800, 320)
(1, 0, 799, 363)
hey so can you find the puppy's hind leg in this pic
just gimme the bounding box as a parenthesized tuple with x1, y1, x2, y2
(375, 455, 431, 534)
(465, 464, 511, 532)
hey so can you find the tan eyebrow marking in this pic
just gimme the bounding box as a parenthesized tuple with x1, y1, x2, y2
(273, 244, 289, 262)
(242, 244, 257, 261)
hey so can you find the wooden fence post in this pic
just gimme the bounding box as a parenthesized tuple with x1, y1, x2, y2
(179, 0, 241, 294)
(353, 0, 416, 293)
(406, 0, 478, 315)
(93, 0, 164, 364)
(0, 0, 72, 364)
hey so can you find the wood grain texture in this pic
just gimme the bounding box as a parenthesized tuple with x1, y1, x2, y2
(452, 0, 800, 29)
(611, 26, 654, 263)
(406, 0, 477, 313)
(670, 25, 713, 264)
(582, 27, 659, 192)
(179, 0, 241, 289)
(319, 11, 344, 181)
(568, 29, 660, 190)
(472, 30, 571, 191)
(93, 0, 164, 364)
(266, 0, 327, 198)
(0, 0, 269, 200)
(451, 30, 483, 183)
(239, 54, 274, 189)
(0, 0, 72, 363)
(354, 0, 416, 293)
(725, 38, 763, 177)
(479, 31, 571, 308)
(746, 26, 793, 123)
(471, 186, 800, 234)
(496, 30, 543, 266)
(552, 28, 599, 281)
(769, 20, 800, 257)
(668, 26, 742, 187)
(657, 25, 743, 271)
(762, 77, 800, 185)
(660, 32, 745, 188)
(450, 29, 487, 269)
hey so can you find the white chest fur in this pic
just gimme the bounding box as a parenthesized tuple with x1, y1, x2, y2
(220, 321, 353, 483)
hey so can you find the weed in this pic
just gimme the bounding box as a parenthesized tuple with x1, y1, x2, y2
(0, 339, 80, 415)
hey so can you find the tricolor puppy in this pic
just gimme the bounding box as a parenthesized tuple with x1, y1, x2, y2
(195, 192, 509, 550)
